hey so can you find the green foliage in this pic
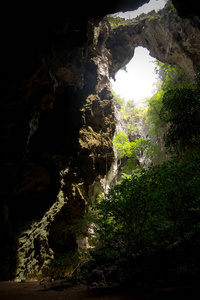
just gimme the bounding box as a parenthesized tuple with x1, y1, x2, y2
(72, 65, 200, 269)
(68, 210, 99, 247)
(154, 60, 189, 91)
(145, 88, 165, 137)
(91, 154, 200, 254)
(147, 14, 155, 21)
(108, 15, 125, 27)
(46, 248, 93, 279)
(146, 61, 189, 138)
(169, 0, 176, 12)
(160, 82, 200, 153)
(112, 90, 125, 109)
(112, 94, 147, 137)
(134, 138, 161, 161)
(47, 251, 78, 279)
(74, 59, 200, 276)
(145, 60, 192, 153)
(119, 99, 146, 135)
(45, 214, 97, 279)
(112, 131, 130, 159)
(112, 92, 161, 170)
(113, 131, 161, 172)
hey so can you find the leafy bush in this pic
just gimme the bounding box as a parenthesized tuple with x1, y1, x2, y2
(145, 88, 165, 137)
(113, 131, 160, 172)
(145, 61, 190, 140)
(108, 15, 125, 27)
(91, 154, 200, 255)
(154, 60, 189, 91)
(160, 84, 200, 153)
(112, 90, 125, 109)
(119, 99, 146, 136)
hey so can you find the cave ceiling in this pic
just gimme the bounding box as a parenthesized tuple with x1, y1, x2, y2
(2, 0, 199, 80)
(1, 0, 149, 80)
(107, 2, 200, 80)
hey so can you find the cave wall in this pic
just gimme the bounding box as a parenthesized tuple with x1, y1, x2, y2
(2, 1, 146, 280)
(1, 0, 200, 280)
(1, 14, 116, 281)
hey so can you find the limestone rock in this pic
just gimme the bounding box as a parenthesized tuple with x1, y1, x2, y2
(9, 17, 116, 281)
(107, 2, 200, 80)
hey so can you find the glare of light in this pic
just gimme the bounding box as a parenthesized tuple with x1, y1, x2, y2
(111, 0, 167, 19)
(110, 47, 157, 106)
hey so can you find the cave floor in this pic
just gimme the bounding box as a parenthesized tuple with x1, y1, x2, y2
(0, 281, 134, 300)
(0, 281, 199, 300)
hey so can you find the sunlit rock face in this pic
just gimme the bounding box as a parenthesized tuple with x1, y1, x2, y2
(1, 0, 200, 281)
(107, 2, 200, 80)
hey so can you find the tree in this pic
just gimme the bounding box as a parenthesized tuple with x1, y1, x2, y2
(113, 131, 160, 173)
(154, 60, 189, 91)
(119, 99, 146, 138)
(145, 61, 193, 156)
(146, 61, 189, 137)
(160, 84, 200, 153)
(92, 153, 200, 253)
(145, 87, 165, 137)
(112, 90, 125, 109)
(112, 131, 130, 161)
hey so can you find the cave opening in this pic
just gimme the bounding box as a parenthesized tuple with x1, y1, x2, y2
(107, 0, 191, 106)
(110, 0, 166, 20)
(106, 0, 193, 173)
(110, 46, 157, 106)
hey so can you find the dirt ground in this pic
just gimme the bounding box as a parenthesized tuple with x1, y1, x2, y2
(0, 281, 199, 300)
(0, 281, 134, 300)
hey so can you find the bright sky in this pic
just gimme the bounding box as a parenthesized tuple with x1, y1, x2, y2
(110, 0, 167, 105)
(111, 47, 157, 105)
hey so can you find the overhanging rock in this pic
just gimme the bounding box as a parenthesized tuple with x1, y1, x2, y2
(107, 2, 200, 80)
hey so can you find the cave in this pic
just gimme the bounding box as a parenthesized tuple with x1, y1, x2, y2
(1, 0, 200, 285)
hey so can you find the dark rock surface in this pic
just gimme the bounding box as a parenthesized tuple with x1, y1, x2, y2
(0, 3, 118, 280)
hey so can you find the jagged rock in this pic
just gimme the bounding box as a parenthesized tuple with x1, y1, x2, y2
(107, 2, 200, 80)
(9, 17, 116, 281)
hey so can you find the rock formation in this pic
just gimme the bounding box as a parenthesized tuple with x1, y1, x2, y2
(1, 0, 200, 281)
(13, 17, 116, 281)
(107, 1, 200, 80)
(0, 8, 117, 280)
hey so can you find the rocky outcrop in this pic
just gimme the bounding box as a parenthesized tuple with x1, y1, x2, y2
(107, 2, 200, 80)
(0, 13, 115, 280)
(11, 16, 117, 281)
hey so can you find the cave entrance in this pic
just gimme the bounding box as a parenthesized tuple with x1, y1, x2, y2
(110, 46, 157, 106)
(108, 0, 167, 106)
